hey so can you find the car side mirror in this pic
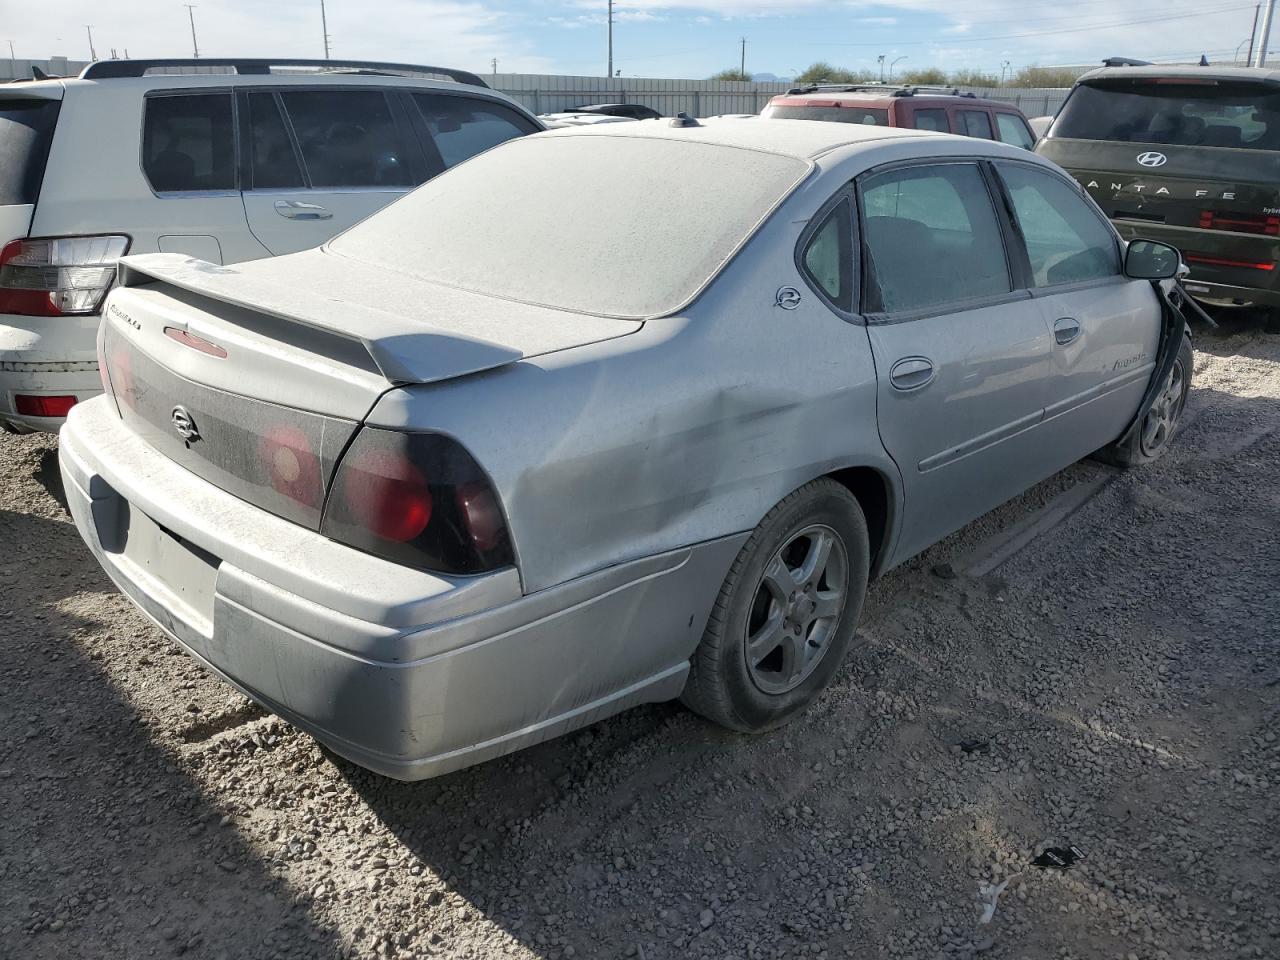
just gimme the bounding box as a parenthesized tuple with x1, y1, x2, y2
(1125, 239, 1182, 280)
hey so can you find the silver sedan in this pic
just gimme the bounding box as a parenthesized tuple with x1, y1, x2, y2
(61, 118, 1192, 779)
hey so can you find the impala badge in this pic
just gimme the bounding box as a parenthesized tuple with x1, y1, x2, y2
(171, 405, 200, 443)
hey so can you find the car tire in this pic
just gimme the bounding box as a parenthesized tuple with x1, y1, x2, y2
(681, 478, 870, 733)
(1094, 334, 1193, 468)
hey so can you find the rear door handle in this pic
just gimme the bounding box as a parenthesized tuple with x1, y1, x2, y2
(889, 356, 935, 391)
(273, 199, 333, 221)
(1053, 317, 1082, 345)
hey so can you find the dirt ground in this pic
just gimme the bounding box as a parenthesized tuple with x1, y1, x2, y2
(1, 323, 1278, 960)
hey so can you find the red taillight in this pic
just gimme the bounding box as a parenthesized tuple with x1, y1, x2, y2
(258, 425, 322, 509)
(339, 448, 433, 543)
(322, 428, 512, 575)
(15, 395, 77, 418)
(1185, 253, 1275, 271)
(0, 235, 130, 317)
(1198, 210, 1280, 236)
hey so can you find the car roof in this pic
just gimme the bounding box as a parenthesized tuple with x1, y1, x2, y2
(1077, 64, 1280, 86)
(536, 115, 989, 161)
(772, 89, 1018, 110)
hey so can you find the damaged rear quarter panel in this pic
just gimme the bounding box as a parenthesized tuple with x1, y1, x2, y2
(365, 194, 899, 598)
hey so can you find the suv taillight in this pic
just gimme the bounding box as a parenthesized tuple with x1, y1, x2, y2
(1198, 210, 1280, 236)
(0, 235, 130, 316)
(321, 428, 513, 575)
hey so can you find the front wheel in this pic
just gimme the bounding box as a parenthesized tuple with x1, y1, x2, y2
(682, 479, 870, 732)
(1094, 334, 1193, 468)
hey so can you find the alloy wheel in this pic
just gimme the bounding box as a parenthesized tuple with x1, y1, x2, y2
(744, 524, 848, 695)
(1140, 357, 1186, 457)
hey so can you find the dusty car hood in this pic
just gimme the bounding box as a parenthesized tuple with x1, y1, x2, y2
(116, 248, 642, 385)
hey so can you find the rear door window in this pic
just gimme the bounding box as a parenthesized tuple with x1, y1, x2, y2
(996, 113, 1035, 149)
(0, 98, 61, 205)
(860, 163, 1011, 313)
(997, 163, 1119, 287)
(279, 90, 412, 188)
(913, 108, 950, 132)
(1054, 81, 1280, 148)
(958, 110, 995, 140)
(142, 94, 236, 193)
(246, 92, 304, 189)
(411, 93, 538, 171)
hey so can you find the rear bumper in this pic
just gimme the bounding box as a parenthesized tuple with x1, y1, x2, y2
(60, 397, 741, 780)
(1111, 221, 1280, 307)
(0, 312, 101, 431)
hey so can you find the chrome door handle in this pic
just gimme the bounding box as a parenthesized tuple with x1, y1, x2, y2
(273, 199, 333, 221)
(1053, 317, 1082, 345)
(889, 356, 935, 391)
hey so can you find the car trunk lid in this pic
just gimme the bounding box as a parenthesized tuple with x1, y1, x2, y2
(99, 250, 639, 530)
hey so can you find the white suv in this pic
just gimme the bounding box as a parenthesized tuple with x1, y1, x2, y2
(0, 58, 542, 432)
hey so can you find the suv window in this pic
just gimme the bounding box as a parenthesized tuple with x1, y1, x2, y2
(998, 163, 1118, 286)
(958, 110, 994, 139)
(761, 104, 889, 125)
(279, 90, 411, 188)
(861, 163, 1010, 313)
(996, 113, 1034, 149)
(142, 94, 236, 193)
(801, 198, 853, 311)
(247, 93, 304, 189)
(412, 94, 538, 171)
(1054, 81, 1280, 149)
(913, 108, 950, 132)
(0, 98, 61, 205)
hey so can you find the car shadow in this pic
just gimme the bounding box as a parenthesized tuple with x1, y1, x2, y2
(0, 505, 344, 959)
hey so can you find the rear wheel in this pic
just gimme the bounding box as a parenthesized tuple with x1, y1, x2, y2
(1095, 334, 1193, 468)
(682, 479, 869, 732)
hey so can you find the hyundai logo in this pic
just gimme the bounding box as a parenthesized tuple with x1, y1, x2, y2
(1136, 151, 1168, 168)
(170, 405, 200, 443)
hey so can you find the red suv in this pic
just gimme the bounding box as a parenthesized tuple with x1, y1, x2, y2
(762, 84, 1037, 149)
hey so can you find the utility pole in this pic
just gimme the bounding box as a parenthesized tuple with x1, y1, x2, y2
(491, 57, 497, 76)
(739, 37, 746, 77)
(184, 5, 199, 58)
(85, 25, 96, 60)
(1001, 60, 1011, 84)
(889, 55, 906, 81)
(1248, 3, 1262, 63)
(320, 0, 331, 58)
(877, 54, 885, 82)
(1256, 0, 1276, 66)
(607, 0, 614, 79)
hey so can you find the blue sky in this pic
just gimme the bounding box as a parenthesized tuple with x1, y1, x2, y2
(8, 0, 1263, 80)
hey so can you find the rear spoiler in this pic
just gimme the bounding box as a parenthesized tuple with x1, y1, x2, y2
(116, 254, 523, 386)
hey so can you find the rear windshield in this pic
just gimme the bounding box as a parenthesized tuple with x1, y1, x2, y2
(0, 98, 61, 205)
(328, 134, 810, 319)
(762, 104, 889, 126)
(1054, 81, 1280, 150)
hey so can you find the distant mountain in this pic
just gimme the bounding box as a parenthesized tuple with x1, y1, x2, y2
(751, 72, 786, 82)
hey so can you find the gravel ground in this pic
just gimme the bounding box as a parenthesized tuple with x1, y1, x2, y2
(1, 325, 1278, 960)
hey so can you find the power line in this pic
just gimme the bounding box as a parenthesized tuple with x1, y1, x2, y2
(183, 5, 199, 59)
(822, 4, 1255, 47)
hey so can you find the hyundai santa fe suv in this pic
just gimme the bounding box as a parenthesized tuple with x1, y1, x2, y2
(0, 57, 541, 432)
(1037, 63, 1280, 312)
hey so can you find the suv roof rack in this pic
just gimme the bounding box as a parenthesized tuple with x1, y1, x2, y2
(784, 82, 976, 98)
(79, 58, 488, 88)
(1101, 57, 1153, 67)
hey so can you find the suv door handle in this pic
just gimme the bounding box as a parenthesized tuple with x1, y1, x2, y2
(273, 199, 333, 221)
(889, 356, 935, 391)
(1053, 317, 1082, 345)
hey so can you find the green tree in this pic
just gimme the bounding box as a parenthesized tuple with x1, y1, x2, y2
(793, 61, 875, 85)
(1009, 65, 1081, 88)
(901, 67, 948, 86)
(710, 68, 751, 82)
(949, 68, 999, 88)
